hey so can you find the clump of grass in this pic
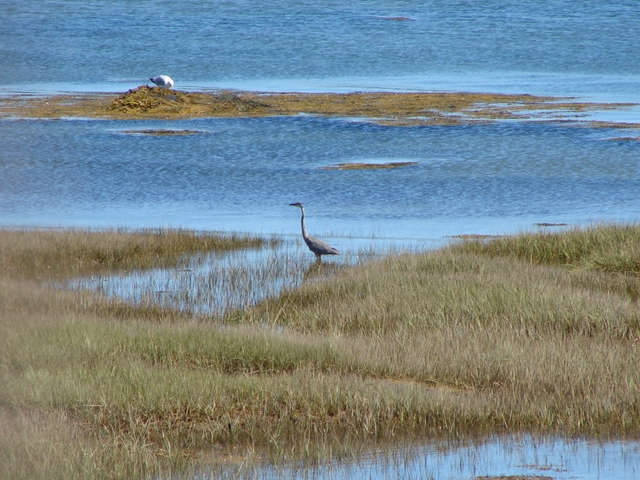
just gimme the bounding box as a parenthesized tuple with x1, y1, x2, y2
(0, 227, 267, 280)
(2, 225, 640, 479)
(450, 223, 640, 301)
(449, 223, 640, 272)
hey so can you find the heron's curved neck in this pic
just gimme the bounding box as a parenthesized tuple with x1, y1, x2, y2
(299, 207, 309, 239)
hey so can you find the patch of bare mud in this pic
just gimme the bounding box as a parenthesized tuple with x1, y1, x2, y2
(320, 161, 418, 170)
(606, 136, 640, 141)
(119, 129, 209, 136)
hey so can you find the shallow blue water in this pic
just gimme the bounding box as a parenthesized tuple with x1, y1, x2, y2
(1, 116, 639, 245)
(2, 1, 640, 101)
(251, 435, 640, 480)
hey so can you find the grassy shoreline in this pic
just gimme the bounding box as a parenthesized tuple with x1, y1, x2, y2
(1, 225, 640, 478)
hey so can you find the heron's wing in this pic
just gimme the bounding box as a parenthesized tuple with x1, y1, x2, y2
(306, 235, 339, 255)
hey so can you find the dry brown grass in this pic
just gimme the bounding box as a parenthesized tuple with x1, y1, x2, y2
(1, 225, 640, 479)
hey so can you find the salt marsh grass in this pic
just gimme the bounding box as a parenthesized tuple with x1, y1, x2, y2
(0, 227, 266, 280)
(2, 224, 640, 479)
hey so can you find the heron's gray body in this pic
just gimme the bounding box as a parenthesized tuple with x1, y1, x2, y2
(149, 75, 174, 89)
(289, 203, 339, 262)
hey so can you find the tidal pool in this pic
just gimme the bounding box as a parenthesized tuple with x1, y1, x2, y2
(67, 235, 430, 317)
(192, 435, 640, 480)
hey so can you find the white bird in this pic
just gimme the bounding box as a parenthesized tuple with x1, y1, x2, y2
(149, 75, 174, 89)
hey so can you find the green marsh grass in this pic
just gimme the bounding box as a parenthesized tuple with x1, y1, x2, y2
(2, 224, 640, 479)
(0, 227, 267, 280)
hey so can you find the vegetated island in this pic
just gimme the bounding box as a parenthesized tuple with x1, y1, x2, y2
(2, 223, 640, 479)
(2, 85, 639, 126)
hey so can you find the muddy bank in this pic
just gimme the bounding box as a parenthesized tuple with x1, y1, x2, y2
(1, 85, 638, 126)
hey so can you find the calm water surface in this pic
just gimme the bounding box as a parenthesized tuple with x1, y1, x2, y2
(3, 1, 640, 477)
(2, 1, 640, 102)
(2, 117, 640, 243)
(196, 435, 640, 479)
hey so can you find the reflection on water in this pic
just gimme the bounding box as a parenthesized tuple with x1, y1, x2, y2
(68, 236, 428, 317)
(197, 435, 640, 480)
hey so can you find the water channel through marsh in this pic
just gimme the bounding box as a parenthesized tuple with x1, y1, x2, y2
(65, 235, 428, 317)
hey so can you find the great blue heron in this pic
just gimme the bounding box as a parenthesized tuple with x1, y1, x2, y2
(149, 75, 174, 89)
(289, 202, 339, 262)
